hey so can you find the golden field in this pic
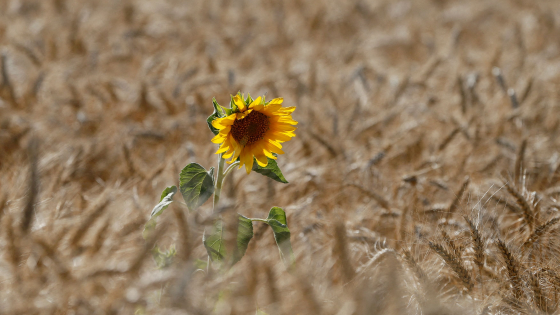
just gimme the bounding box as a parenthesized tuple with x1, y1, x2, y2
(2, 0, 560, 314)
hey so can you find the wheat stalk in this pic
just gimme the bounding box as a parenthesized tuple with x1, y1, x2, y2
(497, 239, 524, 300)
(429, 241, 474, 292)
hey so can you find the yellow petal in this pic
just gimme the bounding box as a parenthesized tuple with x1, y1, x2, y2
(245, 150, 255, 174)
(217, 126, 231, 136)
(268, 98, 283, 105)
(223, 145, 235, 158)
(269, 132, 293, 142)
(228, 140, 243, 164)
(279, 132, 296, 138)
(223, 137, 238, 158)
(216, 136, 233, 153)
(277, 117, 298, 125)
(255, 153, 268, 167)
(211, 133, 226, 144)
(212, 114, 236, 129)
(239, 149, 250, 170)
(275, 106, 296, 115)
(265, 142, 284, 155)
(233, 95, 246, 112)
(263, 147, 275, 159)
(272, 124, 297, 132)
(267, 138, 283, 149)
(236, 109, 253, 120)
(250, 103, 264, 111)
(248, 96, 262, 109)
(263, 104, 282, 114)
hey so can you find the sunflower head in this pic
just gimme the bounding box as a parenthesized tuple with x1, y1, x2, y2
(209, 92, 297, 174)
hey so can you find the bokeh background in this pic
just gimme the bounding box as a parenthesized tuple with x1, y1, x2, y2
(2, 0, 560, 314)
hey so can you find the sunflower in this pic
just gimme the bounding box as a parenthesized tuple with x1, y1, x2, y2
(211, 94, 297, 174)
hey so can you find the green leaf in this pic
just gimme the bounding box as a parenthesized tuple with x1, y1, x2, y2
(234, 215, 254, 263)
(143, 219, 157, 240)
(252, 154, 288, 183)
(266, 207, 294, 266)
(142, 186, 177, 240)
(179, 163, 215, 212)
(193, 258, 208, 270)
(203, 219, 225, 261)
(152, 186, 177, 217)
(256, 308, 269, 315)
(203, 214, 254, 266)
(151, 244, 177, 269)
(207, 98, 227, 135)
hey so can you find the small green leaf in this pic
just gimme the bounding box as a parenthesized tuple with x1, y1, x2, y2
(142, 186, 177, 240)
(151, 186, 177, 217)
(266, 206, 287, 223)
(252, 155, 288, 183)
(256, 308, 269, 315)
(193, 259, 208, 270)
(207, 98, 226, 135)
(266, 207, 294, 266)
(151, 244, 176, 269)
(179, 163, 215, 211)
(203, 214, 254, 266)
(142, 219, 157, 240)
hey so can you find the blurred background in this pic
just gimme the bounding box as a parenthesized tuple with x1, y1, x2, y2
(2, 0, 560, 314)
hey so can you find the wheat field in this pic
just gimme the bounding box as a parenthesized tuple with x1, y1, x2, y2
(2, 0, 560, 314)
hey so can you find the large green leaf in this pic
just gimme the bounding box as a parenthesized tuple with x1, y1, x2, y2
(143, 186, 177, 240)
(233, 215, 254, 263)
(266, 207, 294, 266)
(203, 214, 254, 266)
(179, 163, 215, 211)
(203, 219, 225, 261)
(252, 155, 288, 183)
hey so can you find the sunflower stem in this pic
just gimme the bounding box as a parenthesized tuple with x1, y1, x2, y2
(212, 154, 226, 213)
(249, 218, 268, 223)
(223, 161, 240, 182)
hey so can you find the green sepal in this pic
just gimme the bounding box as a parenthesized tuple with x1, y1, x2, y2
(179, 163, 215, 212)
(252, 154, 288, 183)
(230, 94, 239, 113)
(266, 207, 295, 266)
(142, 186, 177, 240)
(203, 214, 254, 266)
(245, 93, 253, 105)
(207, 98, 229, 135)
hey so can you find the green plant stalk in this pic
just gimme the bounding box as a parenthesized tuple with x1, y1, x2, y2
(208, 155, 240, 268)
(212, 156, 240, 213)
(212, 154, 226, 213)
(208, 154, 226, 271)
(223, 161, 240, 181)
(250, 218, 268, 223)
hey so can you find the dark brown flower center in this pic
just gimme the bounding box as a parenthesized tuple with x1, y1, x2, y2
(231, 110, 270, 146)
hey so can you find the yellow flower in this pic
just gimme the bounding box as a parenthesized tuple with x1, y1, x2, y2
(211, 94, 297, 174)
